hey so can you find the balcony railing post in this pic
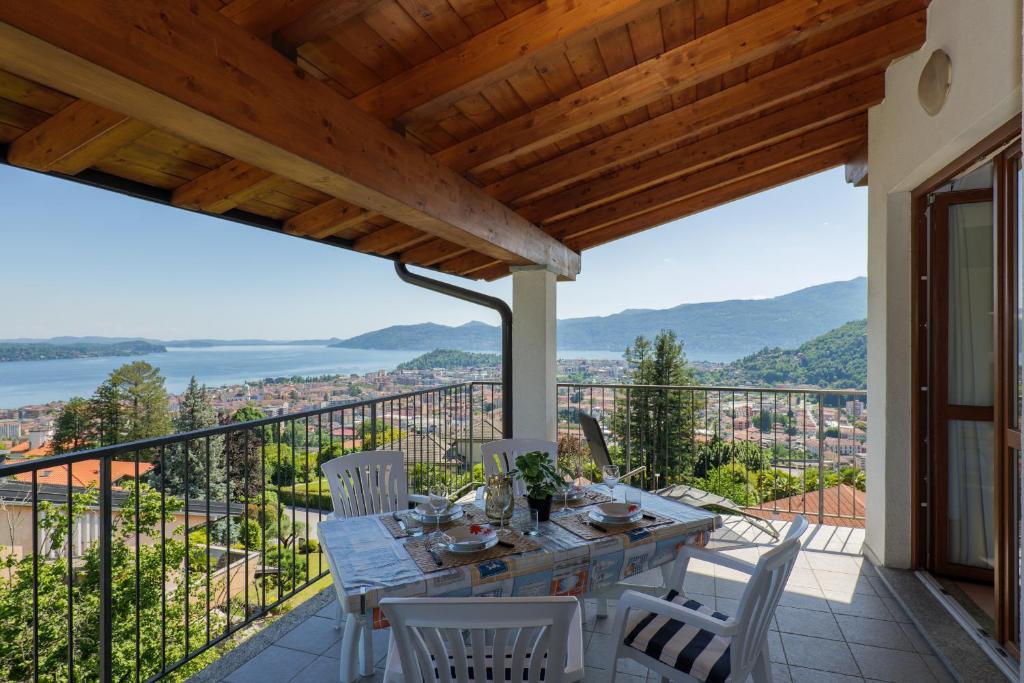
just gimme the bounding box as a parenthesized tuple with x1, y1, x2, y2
(369, 402, 378, 450)
(98, 456, 113, 683)
(625, 387, 632, 478)
(817, 394, 826, 525)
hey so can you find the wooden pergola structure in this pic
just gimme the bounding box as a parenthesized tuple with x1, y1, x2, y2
(0, 0, 927, 281)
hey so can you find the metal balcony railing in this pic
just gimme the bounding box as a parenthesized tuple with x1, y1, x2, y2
(0, 382, 486, 683)
(550, 382, 868, 526)
(0, 379, 863, 682)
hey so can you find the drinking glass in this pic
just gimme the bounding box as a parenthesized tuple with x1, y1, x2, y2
(428, 484, 447, 536)
(625, 487, 642, 512)
(602, 465, 621, 500)
(521, 508, 540, 536)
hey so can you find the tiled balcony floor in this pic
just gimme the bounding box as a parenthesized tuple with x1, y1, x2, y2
(203, 517, 955, 683)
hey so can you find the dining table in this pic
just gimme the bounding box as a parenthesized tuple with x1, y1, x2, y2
(318, 484, 721, 682)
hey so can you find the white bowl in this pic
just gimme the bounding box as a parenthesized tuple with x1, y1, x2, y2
(595, 502, 641, 520)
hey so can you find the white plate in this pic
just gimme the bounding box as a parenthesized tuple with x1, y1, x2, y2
(411, 504, 464, 524)
(446, 535, 499, 554)
(588, 508, 643, 525)
(443, 524, 497, 549)
(595, 502, 641, 520)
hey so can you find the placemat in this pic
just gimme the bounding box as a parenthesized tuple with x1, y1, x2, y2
(380, 506, 485, 539)
(403, 531, 542, 573)
(550, 509, 676, 541)
(520, 489, 614, 509)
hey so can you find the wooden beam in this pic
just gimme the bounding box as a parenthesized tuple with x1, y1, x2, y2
(219, 0, 332, 39)
(7, 99, 149, 173)
(845, 143, 869, 186)
(274, 0, 381, 51)
(0, 0, 580, 277)
(353, 224, 433, 255)
(547, 115, 867, 240)
(569, 141, 862, 251)
(171, 159, 285, 213)
(486, 9, 925, 205)
(401, 238, 470, 267)
(354, 0, 677, 124)
(523, 75, 884, 223)
(284, 198, 372, 238)
(438, 251, 499, 276)
(436, 0, 921, 174)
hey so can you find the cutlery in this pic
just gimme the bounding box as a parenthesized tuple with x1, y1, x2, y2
(588, 521, 608, 533)
(427, 544, 443, 567)
(392, 510, 408, 531)
(642, 513, 656, 521)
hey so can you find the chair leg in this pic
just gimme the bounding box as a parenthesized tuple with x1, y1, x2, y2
(334, 601, 344, 630)
(358, 616, 374, 677)
(596, 597, 609, 619)
(750, 644, 772, 683)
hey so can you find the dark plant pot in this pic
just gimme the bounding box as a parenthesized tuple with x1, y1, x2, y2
(527, 495, 553, 522)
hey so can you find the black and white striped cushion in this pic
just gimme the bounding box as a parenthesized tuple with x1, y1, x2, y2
(622, 590, 732, 683)
(430, 649, 546, 681)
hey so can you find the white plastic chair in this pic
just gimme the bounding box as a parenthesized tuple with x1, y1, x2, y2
(380, 596, 585, 683)
(481, 439, 557, 497)
(321, 450, 429, 678)
(608, 516, 808, 683)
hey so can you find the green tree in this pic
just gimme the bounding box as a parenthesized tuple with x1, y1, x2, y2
(160, 377, 226, 499)
(90, 361, 171, 447)
(51, 396, 95, 454)
(611, 331, 696, 485)
(223, 406, 267, 501)
(0, 485, 223, 682)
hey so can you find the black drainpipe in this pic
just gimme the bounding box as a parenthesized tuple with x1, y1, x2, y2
(393, 262, 513, 438)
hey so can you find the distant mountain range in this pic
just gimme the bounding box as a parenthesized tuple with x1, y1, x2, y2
(5, 277, 867, 363)
(335, 278, 867, 362)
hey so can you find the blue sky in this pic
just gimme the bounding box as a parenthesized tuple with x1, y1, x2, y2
(1, 164, 866, 339)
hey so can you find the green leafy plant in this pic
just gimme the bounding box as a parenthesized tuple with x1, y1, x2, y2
(513, 450, 563, 501)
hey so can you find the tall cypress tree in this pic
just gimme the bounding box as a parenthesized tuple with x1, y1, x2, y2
(160, 377, 226, 500)
(612, 330, 696, 487)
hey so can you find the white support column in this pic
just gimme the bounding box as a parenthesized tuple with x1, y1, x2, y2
(512, 266, 557, 440)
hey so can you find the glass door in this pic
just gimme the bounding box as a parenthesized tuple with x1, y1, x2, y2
(929, 189, 996, 581)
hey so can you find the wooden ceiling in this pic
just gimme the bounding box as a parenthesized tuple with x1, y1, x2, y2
(0, 0, 927, 280)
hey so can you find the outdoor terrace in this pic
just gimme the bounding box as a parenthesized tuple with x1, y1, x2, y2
(191, 518, 954, 683)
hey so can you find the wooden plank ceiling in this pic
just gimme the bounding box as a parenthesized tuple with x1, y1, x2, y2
(0, 0, 927, 280)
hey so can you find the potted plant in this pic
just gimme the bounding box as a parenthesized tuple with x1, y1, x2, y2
(513, 450, 564, 522)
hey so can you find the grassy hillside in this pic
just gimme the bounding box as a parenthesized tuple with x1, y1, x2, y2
(703, 319, 866, 389)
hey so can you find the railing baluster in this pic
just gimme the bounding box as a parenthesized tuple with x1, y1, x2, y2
(99, 457, 112, 683)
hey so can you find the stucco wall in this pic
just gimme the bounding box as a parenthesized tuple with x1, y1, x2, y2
(865, 0, 1021, 568)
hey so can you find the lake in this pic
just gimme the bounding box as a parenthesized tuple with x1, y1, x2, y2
(0, 346, 623, 408)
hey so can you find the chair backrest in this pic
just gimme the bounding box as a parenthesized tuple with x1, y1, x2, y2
(481, 439, 557, 497)
(381, 596, 579, 683)
(732, 515, 807, 676)
(320, 450, 408, 517)
(578, 412, 611, 468)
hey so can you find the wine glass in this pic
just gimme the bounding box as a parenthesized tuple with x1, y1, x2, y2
(602, 465, 620, 500)
(428, 484, 447, 536)
(499, 490, 515, 535)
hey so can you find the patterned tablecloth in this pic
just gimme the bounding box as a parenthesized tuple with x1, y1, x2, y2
(319, 486, 721, 628)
